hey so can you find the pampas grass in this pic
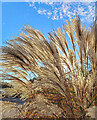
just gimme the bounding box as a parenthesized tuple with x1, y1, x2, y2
(1, 16, 97, 119)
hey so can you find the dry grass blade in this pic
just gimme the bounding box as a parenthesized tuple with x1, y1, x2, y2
(1, 16, 96, 119)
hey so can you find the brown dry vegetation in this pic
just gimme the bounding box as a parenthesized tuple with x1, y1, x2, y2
(0, 16, 97, 119)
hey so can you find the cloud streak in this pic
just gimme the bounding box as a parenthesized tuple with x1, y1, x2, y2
(26, 1, 95, 23)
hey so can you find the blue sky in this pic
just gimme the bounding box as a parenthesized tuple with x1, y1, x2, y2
(2, 2, 65, 46)
(1, 1, 95, 82)
(2, 2, 95, 46)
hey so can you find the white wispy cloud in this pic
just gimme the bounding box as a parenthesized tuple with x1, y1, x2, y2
(47, 11, 52, 16)
(26, 1, 95, 23)
(37, 9, 47, 15)
(59, 12, 63, 19)
(37, 9, 42, 14)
